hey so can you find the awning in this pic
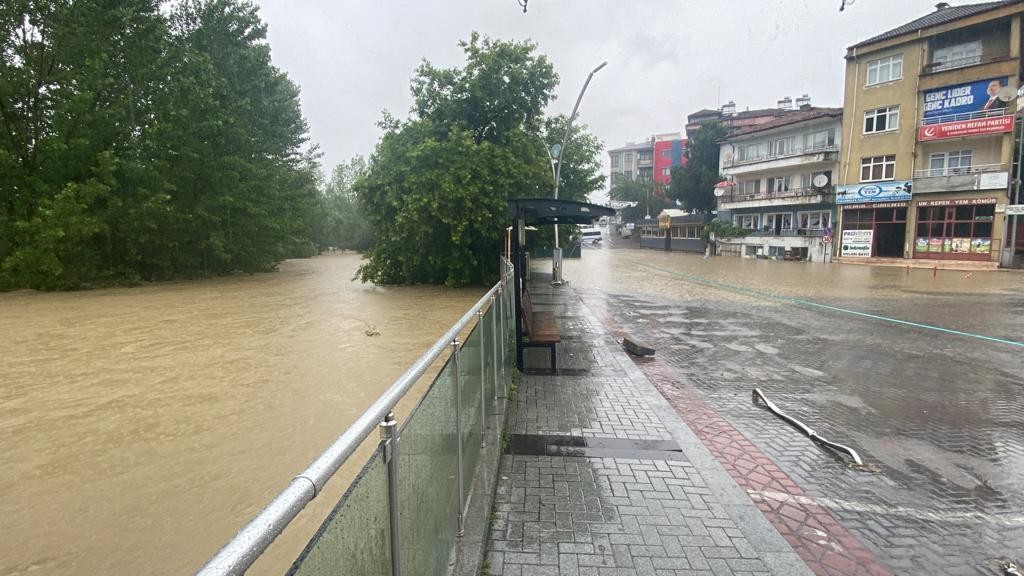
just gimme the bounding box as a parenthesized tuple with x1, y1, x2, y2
(507, 198, 616, 226)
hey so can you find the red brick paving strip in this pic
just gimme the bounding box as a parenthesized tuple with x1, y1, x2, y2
(585, 299, 893, 576)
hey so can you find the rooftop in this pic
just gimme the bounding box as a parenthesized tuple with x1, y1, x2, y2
(722, 107, 843, 139)
(848, 0, 1019, 51)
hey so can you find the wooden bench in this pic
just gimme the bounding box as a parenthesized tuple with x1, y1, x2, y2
(521, 288, 560, 373)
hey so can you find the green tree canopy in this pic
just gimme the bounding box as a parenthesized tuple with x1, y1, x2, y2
(668, 121, 727, 215)
(356, 34, 604, 287)
(311, 156, 373, 252)
(0, 0, 318, 290)
(609, 174, 670, 224)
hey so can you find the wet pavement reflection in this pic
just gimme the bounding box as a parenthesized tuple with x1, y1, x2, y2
(565, 244, 1024, 574)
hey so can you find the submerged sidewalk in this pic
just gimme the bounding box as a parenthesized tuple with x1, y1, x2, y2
(486, 274, 813, 576)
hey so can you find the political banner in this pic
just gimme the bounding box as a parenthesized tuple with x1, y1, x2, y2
(923, 77, 1010, 120)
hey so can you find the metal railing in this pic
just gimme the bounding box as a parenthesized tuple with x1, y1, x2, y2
(719, 186, 834, 204)
(913, 163, 1005, 178)
(920, 108, 1009, 126)
(743, 227, 828, 237)
(724, 144, 838, 167)
(195, 259, 516, 576)
(922, 51, 1010, 74)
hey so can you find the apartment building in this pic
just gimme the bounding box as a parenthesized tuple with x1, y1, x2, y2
(837, 0, 1024, 265)
(686, 98, 810, 135)
(608, 133, 685, 185)
(716, 107, 843, 261)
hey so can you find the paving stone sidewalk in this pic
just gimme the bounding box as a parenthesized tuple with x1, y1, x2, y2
(485, 277, 813, 576)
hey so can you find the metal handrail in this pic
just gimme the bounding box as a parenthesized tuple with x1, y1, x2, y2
(920, 108, 1009, 126)
(725, 144, 838, 167)
(195, 261, 514, 576)
(718, 186, 834, 204)
(913, 163, 1005, 178)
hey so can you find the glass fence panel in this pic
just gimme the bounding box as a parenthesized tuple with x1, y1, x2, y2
(482, 305, 495, 405)
(458, 323, 483, 490)
(286, 452, 390, 576)
(398, 358, 459, 576)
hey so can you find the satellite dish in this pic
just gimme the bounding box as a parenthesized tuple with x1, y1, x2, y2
(714, 188, 725, 197)
(996, 85, 1017, 102)
(812, 174, 829, 188)
(550, 144, 562, 158)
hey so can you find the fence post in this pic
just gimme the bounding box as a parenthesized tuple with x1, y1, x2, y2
(492, 293, 502, 400)
(477, 308, 487, 448)
(452, 339, 465, 536)
(379, 411, 401, 576)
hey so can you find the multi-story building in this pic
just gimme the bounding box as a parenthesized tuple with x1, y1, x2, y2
(686, 98, 811, 135)
(837, 0, 1023, 266)
(608, 133, 686, 185)
(715, 107, 843, 261)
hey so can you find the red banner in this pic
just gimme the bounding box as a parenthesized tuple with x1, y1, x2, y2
(918, 115, 1013, 141)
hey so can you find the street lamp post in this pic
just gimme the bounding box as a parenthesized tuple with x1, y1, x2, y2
(550, 61, 607, 285)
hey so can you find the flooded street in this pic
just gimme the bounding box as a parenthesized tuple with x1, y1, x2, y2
(564, 244, 1024, 574)
(0, 253, 480, 576)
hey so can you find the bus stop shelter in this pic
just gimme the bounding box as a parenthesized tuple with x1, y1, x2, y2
(507, 198, 615, 371)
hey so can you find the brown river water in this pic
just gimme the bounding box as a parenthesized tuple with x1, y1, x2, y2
(0, 253, 481, 576)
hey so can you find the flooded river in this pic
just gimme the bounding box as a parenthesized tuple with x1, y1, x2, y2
(0, 253, 480, 576)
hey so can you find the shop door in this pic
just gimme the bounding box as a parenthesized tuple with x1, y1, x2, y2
(875, 222, 906, 257)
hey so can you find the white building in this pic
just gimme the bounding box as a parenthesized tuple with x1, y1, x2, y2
(715, 105, 843, 262)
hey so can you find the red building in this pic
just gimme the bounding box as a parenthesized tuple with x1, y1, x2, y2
(653, 135, 686, 185)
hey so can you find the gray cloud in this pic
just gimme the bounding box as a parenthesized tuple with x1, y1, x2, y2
(254, 0, 950, 198)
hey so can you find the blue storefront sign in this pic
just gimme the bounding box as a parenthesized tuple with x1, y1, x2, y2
(923, 77, 1010, 120)
(836, 181, 912, 204)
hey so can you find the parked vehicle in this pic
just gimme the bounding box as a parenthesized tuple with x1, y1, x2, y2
(580, 227, 603, 244)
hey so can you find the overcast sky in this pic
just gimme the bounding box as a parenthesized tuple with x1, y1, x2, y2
(252, 0, 952, 197)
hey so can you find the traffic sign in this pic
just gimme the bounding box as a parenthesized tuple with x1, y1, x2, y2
(822, 235, 833, 244)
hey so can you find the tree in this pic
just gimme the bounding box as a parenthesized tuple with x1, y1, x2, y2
(311, 156, 373, 252)
(668, 121, 727, 215)
(0, 0, 320, 289)
(356, 34, 604, 287)
(609, 174, 669, 224)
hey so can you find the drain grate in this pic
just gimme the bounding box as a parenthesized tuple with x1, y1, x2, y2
(505, 434, 687, 461)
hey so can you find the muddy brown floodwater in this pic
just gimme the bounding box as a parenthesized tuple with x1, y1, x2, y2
(0, 253, 481, 576)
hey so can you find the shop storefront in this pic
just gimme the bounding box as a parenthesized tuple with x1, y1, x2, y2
(836, 182, 913, 259)
(912, 197, 997, 261)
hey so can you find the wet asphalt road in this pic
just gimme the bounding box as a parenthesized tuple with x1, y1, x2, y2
(563, 241, 1024, 575)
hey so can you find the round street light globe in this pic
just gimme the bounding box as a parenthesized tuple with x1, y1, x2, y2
(550, 144, 561, 159)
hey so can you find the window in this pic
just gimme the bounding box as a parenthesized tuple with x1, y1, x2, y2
(798, 211, 831, 230)
(638, 151, 652, 162)
(915, 204, 995, 253)
(624, 152, 633, 165)
(611, 154, 620, 168)
(660, 149, 670, 158)
(860, 155, 896, 182)
(802, 170, 832, 188)
(804, 128, 836, 150)
(734, 214, 760, 229)
(766, 213, 792, 233)
(864, 106, 899, 134)
(767, 176, 790, 193)
(737, 142, 766, 162)
(928, 150, 973, 176)
(866, 54, 903, 85)
(769, 137, 795, 157)
(661, 167, 671, 177)
(932, 41, 981, 71)
(671, 226, 684, 239)
(739, 179, 760, 195)
(623, 170, 632, 180)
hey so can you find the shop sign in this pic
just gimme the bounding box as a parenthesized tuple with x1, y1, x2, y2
(1006, 204, 1024, 215)
(840, 201, 908, 210)
(840, 229, 872, 257)
(914, 237, 991, 254)
(916, 197, 997, 207)
(917, 115, 1013, 141)
(836, 181, 912, 205)
(923, 77, 1010, 119)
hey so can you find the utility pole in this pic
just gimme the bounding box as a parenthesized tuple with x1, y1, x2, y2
(551, 61, 607, 285)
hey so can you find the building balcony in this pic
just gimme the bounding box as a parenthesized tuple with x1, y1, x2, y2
(917, 110, 1013, 142)
(912, 164, 1008, 194)
(722, 147, 838, 175)
(637, 157, 653, 167)
(921, 52, 1011, 75)
(718, 187, 834, 210)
